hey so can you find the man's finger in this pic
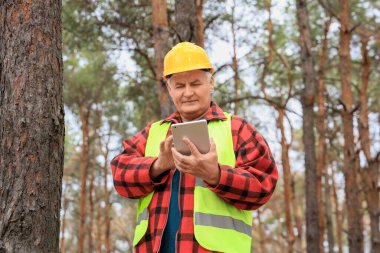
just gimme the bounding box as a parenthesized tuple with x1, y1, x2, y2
(159, 140, 165, 153)
(183, 137, 201, 156)
(171, 147, 190, 165)
(164, 135, 173, 151)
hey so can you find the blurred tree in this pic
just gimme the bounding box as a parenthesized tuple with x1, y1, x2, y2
(0, 1, 64, 252)
(175, 0, 199, 44)
(64, 50, 119, 253)
(261, 1, 299, 251)
(295, 1, 320, 252)
(316, 18, 334, 253)
(151, 0, 175, 117)
(338, 1, 364, 252)
(358, 32, 380, 253)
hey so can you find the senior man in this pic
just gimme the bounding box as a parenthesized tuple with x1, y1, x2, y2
(111, 42, 278, 253)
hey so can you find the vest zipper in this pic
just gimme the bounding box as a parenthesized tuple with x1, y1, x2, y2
(157, 169, 173, 253)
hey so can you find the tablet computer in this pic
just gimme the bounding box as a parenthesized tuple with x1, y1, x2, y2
(171, 119, 210, 155)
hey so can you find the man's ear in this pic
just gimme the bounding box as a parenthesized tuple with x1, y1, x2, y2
(166, 81, 173, 96)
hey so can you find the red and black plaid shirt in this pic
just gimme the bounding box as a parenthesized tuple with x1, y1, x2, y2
(111, 102, 278, 253)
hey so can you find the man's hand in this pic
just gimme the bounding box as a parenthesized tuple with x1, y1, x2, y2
(150, 136, 176, 180)
(171, 137, 220, 186)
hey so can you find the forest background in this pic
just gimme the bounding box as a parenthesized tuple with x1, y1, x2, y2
(3, 0, 378, 253)
(62, 0, 379, 252)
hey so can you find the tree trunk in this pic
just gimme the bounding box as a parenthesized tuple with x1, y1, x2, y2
(274, 207, 285, 253)
(291, 179, 304, 251)
(0, 1, 64, 252)
(257, 209, 267, 253)
(175, 0, 199, 44)
(295, 1, 320, 252)
(324, 170, 335, 253)
(151, 0, 175, 118)
(196, 0, 204, 48)
(358, 35, 380, 253)
(316, 18, 332, 253)
(338, 1, 364, 252)
(231, 0, 240, 115)
(78, 105, 91, 253)
(88, 161, 95, 253)
(331, 165, 343, 253)
(94, 176, 103, 253)
(98, 129, 112, 253)
(277, 108, 296, 253)
(60, 191, 69, 253)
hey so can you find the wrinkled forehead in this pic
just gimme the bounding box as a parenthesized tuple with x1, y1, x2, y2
(168, 69, 211, 84)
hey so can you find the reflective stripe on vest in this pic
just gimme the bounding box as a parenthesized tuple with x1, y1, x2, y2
(133, 113, 253, 253)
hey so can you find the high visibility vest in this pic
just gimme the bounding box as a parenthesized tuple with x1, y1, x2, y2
(133, 112, 253, 253)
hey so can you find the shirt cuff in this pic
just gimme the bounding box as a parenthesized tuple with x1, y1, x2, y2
(148, 157, 170, 186)
(205, 164, 231, 193)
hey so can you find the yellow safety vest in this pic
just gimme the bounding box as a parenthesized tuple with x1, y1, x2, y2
(133, 112, 253, 253)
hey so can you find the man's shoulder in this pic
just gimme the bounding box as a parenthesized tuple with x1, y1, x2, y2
(230, 114, 251, 129)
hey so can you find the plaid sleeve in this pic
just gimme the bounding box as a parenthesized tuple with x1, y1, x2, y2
(110, 121, 169, 199)
(206, 116, 278, 210)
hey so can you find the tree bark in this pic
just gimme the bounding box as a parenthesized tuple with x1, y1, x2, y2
(324, 168, 335, 253)
(151, 0, 175, 118)
(317, 18, 332, 253)
(175, 0, 199, 44)
(94, 176, 103, 253)
(358, 35, 380, 253)
(277, 108, 296, 253)
(88, 160, 95, 253)
(99, 130, 112, 253)
(295, 1, 320, 252)
(196, 0, 204, 48)
(291, 179, 304, 251)
(257, 209, 267, 253)
(231, 0, 240, 115)
(60, 190, 69, 253)
(78, 105, 91, 253)
(0, 0, 64, 252)
(331, 165, 343, 253)
(338, 1, 364, 252)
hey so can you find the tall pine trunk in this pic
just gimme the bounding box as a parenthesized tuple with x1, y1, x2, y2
(231, 0, 239, 115)
(0, 1, 64, 252)
(196, 0, 204, 48)
(175, 0, 199, 44)
(78, 105, 91, 253)
(338, 1, 364, 252)
(295, 1, 320, 252)
(100, 137, 112, 253)
(317, 18, 332, 253)
(151, 0, 174, 118)
(277, 108, 296, 252)
(60, 190, 69, 253)
(331, 165, 343, 253)
(88, 161, 95, 253)
(257, 209, 267, 253)
(358, 34, 380, 253)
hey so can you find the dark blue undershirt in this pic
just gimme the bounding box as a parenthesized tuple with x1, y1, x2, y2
(160, 169, 181, 253)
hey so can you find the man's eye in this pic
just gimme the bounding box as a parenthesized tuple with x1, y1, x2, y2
(175, 85, 185, 89)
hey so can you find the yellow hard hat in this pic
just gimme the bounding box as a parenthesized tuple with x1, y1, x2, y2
(163, 42, 214, 79)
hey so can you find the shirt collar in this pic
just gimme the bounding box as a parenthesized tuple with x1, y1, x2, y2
(162, 101, 227, 124)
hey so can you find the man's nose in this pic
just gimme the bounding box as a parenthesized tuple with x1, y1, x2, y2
(183, 85, 194, 97)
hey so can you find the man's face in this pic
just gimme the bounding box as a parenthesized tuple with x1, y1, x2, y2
(167, 69, 214, 121)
